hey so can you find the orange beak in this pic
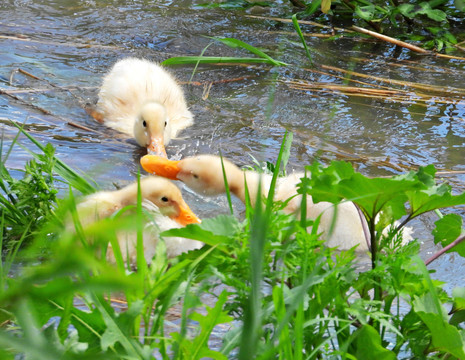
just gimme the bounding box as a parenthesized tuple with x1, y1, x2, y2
(174, 203, 201, 226)
(140, 155, 181, 180)
(147, 136, 167, 158)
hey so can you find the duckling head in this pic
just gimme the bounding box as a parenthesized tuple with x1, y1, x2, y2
(134, 102, 172, 157)
(140, 155, 242, 197)
(139, 176, 201, 226)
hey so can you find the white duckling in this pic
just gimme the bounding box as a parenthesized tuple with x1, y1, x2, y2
(74, 176, 203, 265)
(89, 57, 194, 157)
(140, 154, 370, 251)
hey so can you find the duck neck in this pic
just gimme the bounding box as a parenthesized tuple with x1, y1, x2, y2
(226, 168, 271, 207)
(116, 182, 142, 208)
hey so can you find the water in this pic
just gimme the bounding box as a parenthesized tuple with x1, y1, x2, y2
(1, 0, 465, 336)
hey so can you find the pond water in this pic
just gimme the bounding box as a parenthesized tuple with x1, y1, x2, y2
(1, 0, 465, 309)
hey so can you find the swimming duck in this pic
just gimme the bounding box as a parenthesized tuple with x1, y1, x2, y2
(140, 154, 370, 251)
(89, 57, 194, 157)
(74, 176, 203, 265)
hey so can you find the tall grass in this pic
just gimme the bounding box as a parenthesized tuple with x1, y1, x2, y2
(1, 128, 465, 358)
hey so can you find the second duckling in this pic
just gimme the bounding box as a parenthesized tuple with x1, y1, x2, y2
(89, 57, 194, 157)
(74, 176, 203, 265)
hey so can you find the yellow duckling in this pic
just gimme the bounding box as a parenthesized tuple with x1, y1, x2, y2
(74, 176, 203, 265)
(140, 154, 370, 251)
(89, 57, 194, 157)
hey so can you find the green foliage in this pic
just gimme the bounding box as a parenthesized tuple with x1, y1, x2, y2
(2, 133, 465, 358)
(288, 0, 463, 52)
(162, 37, 288, 67)
(0, 142, 58, 250)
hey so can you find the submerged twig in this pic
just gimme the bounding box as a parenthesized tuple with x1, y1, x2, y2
(425, 235, 465, 266)
(9, 67, 85, 103)
(318, 64, 465, 96)
(352, 26, 465, 61)
(352, 26, 430, 54)
(245, 15, 354, 33)
(0, 34, 122, 50)
(179, 75, 256, 86)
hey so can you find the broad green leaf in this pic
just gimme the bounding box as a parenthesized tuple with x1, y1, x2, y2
(197, 214, 241, 236)
(420, 4, 447, 21)
(161, 216, 234, 253)
(432, 214, 465, 257)
(398, 4, 416, 18)
(398, 2, 446, 21)
(355, 4, 376, 21)
(352, 325, 396, 360)
(414, 293, 465, 358)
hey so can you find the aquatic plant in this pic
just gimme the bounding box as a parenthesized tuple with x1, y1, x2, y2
(198, 0, 463, 52)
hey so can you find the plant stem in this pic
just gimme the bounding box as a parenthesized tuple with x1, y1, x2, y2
(425, 235, 465, 266)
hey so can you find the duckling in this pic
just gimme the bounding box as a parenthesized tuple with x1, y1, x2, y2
(74, 176, 203, 265)
(140, 154, 370, 251)
(89, 57, 194, 157)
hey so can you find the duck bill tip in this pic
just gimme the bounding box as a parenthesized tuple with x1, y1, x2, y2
(175, 205, 201, 226)
(147, 137, 167, 158)
(140, 155, 181, 180)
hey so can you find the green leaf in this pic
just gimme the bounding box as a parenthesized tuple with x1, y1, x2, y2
(161, 215, 237, 253)
(321, 0, 332, 13)
(352, 325, 396, 360)
(189, 291, 232, 359)
(432, 214, 465, 257)
(398, 2, 447, 21)
(422, 6, 447, 21)
(452, 287, 465, 312)
(455, 0, 465, 11)
(163, 37, 288, 67)
(355, 4, 376, 21)
(211, 37, 288, 66)
(10, 121, 96, 195)
(414, 293, 465, 358)
(198, 214, 241, 236)
(162, 56, 284, 66)
(171, 290, 231, 360)
(92, 295, 144, 357)
(292, 15, 313, 66)
(398, 4, 416, 18)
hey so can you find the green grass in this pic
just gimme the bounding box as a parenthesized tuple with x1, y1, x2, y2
(1, 128, 465, 359)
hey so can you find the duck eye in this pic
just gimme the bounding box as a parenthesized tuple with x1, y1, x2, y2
(142, 120, 147, 127)
(161, 196, 169, 202)
(164, 121, 167, 127)
(193, 174, 199, 179)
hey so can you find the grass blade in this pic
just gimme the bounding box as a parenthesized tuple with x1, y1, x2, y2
(210, 37, 288, 66)
(163, 56, 284, 66)
(9, 121, 96, 195)
(292, 14, 314, 66)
